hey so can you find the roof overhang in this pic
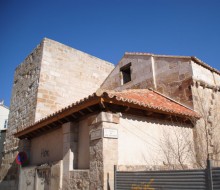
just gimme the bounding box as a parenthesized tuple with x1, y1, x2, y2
(14, 90, 200, 140)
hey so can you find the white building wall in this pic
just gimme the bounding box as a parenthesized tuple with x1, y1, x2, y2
(118, 114, 194, 168)
(191, 61, 216, 86)
(0, 105, 9, 130)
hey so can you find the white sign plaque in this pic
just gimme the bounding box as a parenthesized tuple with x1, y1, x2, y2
(103, 128, 118, 139)
(90, 129, 102, 140)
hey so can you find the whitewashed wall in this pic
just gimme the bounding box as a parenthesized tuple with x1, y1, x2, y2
(0, 105, 9, 130)
(118, 114, 194, 168)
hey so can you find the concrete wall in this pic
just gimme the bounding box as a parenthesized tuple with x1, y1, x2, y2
(118, 113, 194, 168)
(0, 105, 9, 130)
(19, 162, 62, 190)
(30, 128, 63, 165)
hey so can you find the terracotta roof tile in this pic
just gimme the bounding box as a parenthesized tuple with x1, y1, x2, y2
(15, 89, 199, 138)
(101, 89, 199, 118)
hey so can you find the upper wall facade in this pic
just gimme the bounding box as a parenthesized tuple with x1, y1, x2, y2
(101, 54, 193, 108)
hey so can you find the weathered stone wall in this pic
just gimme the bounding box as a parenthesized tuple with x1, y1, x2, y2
(101, 54, 154, 90)
(35, 38, 114, 121)
(0, 130, 6, 165)
(154, 57, 193, 108)
(88, 112, 119, 190)
(0, 41, 43, 189)
(67, 170, 90, 190)
(101, 55, 193, 108)
(190, 60, 220, 167)
(18, 162, 62, 190)
(1, 38, 114, 189)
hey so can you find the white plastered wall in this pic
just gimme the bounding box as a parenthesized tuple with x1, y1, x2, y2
(0, 105, 9, 130)
(118, 114, 194, 167)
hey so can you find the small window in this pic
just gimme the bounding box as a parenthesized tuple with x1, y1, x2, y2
(120, 63, 131, 84)
(4, 120, 8, 128)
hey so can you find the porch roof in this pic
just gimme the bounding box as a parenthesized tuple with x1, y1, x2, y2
(14, 89, 199, 139)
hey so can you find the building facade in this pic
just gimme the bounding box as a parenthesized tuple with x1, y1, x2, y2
(0, 38, 114, 189)
(0, 39, 220, 190)
(0, 102, 9, 166)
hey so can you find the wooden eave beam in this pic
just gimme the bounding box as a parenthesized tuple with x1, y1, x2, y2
(86, 107, 93, 112)
(14, 97, 101, 139)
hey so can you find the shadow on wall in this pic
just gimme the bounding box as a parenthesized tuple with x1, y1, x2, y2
(0, 130, 7, 166)
(0, 159, 19, 189)
(122, 114, 192, 128)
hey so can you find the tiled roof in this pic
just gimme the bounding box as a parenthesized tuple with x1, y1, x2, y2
(100, 89, 199, 118)
(15, 88, 199, 139)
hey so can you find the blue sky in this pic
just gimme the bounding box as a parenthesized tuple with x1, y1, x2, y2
(1, 0, 220, 106)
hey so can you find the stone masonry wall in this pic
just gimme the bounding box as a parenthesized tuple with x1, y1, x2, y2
(101, 54, 154, 91)
(88, 112, 119, 190)
(35, 38, 114, 121)
(101, 54, 193, 108)
(154, 57, 193, 108)
(0, 41, 43, 189)
(0, 130, 6, 165)
(191, 61, 220, 167)
(0, 38, 114, 189)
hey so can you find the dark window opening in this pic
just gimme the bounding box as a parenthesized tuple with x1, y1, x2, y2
(120, 63, 131, 84)
(4, 120, 8, 128)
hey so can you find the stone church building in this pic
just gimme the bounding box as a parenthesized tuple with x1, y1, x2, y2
(0, 38, 220, 190)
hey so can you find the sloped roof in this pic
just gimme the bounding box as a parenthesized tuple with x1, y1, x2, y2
(14, 89, 199, 139)
(104, 89, 198, 118)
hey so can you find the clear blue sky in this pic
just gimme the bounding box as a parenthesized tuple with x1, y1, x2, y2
(1, 0, 220, 107)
